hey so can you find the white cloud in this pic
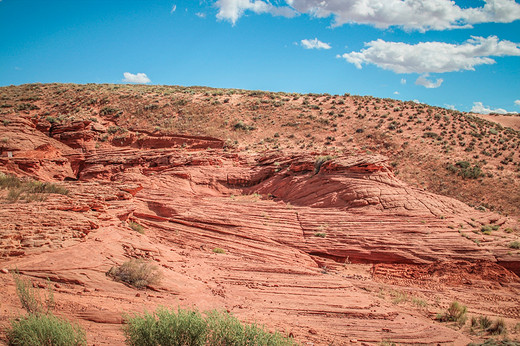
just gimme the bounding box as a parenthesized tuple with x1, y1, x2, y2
(400, 78, 406, 85)
(393, 91, 399, 95)
(471, 102, 512, 114)
(515, 100, 520, 106)
(444, 104, 456, 110)
(196, 12, 206, 18)
(415, 74, 443, 88)
(171, 4, 177, 13)
(216, 0, 520, 31)
(122, 72, 151, 84)
(339, 36, 520, 74)
(215, 0, 297, 24)
(301, 38, 331, 50)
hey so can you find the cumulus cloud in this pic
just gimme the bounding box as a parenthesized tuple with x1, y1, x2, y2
(445, 104, 456, 110)
(393, 91, 399, 95)
(122, 72, 151, 84)
(215, 0, 297, 24)
(216, 0, 520, 31)
(471, 102, 512, 114)
(515, 100, 520, 106)
(415, 74, 443, 88)
(339, 36, 520, 74)
(301, 38, 331, 50)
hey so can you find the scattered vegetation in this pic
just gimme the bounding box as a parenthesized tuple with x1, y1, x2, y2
(7, 272, 86, 346)
(0, 172, 69, 203)
(313, 232, 327, 238)
(123, 307, 296, 346)
(106, 259, 162, 289)
(212, 248, 226, 254)
(446, 161, 483, 179)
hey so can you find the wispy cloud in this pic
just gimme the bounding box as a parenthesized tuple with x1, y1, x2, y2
(122, 72, 151, 84)
(170, 4, 176, 14)
(215, 0, 520, 31)
(400, 78, 406, 85)
(415, 74, 443, 89)
(515, 100, 520, 106)
(215, 0, 297, 25)
(196, 12, 206, 18)
(471, 102, 512, 114)
(338, 36, 520, 74)
(301, 38, 331, 50)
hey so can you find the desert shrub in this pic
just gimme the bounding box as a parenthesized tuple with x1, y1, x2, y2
(212, 248, 226, 254)
(8, 272, 85, 345)
(6, 313, 86, 346)
(509, 241, 520, 249)
(233, 121, 255, 131)
(436, 301, 467, 326)
(100, 106, 120, 116)
(106, 259, 161, 289)
(314, 155, 334, 174)
(488, 318, 507, 335)
(123, 307, 295, 346)
(314, 232, 326, 238)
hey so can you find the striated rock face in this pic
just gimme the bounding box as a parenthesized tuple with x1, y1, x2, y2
(1, 116, 519, 345)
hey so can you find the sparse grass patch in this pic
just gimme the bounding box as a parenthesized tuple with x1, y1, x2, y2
(13, 272, 54, 314)
(212, 248, 226, 254)
(123, 307, 295, 346)
(106, 259, 161, 289)
(128, 221, 145, 234)
(313, 232, 327, 238)
(0, 173, 69, 203)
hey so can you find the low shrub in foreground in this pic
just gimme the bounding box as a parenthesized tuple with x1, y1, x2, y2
(436, 301, 467, 327)
(124, 307, 296, 346)
(6, 313, 86, 346)
(106, 259, 162, 289)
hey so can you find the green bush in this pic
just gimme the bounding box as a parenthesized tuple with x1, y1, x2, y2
(123, 307, 295, 346)
(106, 259, 162, 289)
(6, 313, 86, 346)
(436, 301, 467, 327)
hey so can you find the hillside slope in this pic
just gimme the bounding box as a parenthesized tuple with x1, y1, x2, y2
(0, 83, 520, 345)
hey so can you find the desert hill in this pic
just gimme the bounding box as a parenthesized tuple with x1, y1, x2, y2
(0, 83, 519, 345)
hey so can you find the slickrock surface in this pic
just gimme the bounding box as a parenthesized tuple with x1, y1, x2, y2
(1, 95, 520, 345)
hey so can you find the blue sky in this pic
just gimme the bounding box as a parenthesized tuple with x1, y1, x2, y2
(1, 0, 519, 114)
